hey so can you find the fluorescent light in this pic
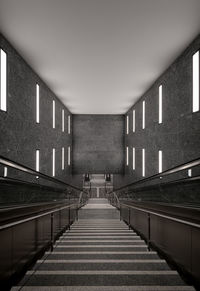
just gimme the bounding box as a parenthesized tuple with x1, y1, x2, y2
(62, 147, 65, 170)
(126, 146, 129, 166)
(62, 109, 65, 132)
(142, 101, 145, 129)
(193, 51, 199, 112)
(68, 115, 71, 134)
(53, 100, 55, 128)
(68, 146, 70, 166)
(159, 85, 162, 124)
(36, 84, 40, 123)
(4, 167, 7, 177)
(52, 148, 55, 176)
(188, 169, 192, 177)
(133, 110, 135, 132)
(0, 49, 7, 111)
(142, 149, 145, 177)
(36, 150, 40, 172)
(126, 115, 129, 134)
(133, 147, 135, 170)
(158, 150, 162, 173)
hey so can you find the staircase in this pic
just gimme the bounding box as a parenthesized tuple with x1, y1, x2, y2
(12, 199, 195, 290)
(84, 175, 113, 198)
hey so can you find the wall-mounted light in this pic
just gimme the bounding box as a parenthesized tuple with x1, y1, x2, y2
(193, 51, 199, 112)
(0, 48, 7, 111)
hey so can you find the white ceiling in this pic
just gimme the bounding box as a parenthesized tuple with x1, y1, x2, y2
(0, 0, 199, 114)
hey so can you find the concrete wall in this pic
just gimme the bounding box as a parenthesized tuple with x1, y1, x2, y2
(72, 114, 124, 174)
(0, 34, 73, 184)
(122, 34, 200, 186)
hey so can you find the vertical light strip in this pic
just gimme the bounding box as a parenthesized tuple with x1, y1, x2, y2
(52, 148, 55, 176)
(158, 150, 162, 173)
(126, 146, 129, 166)
(36, 150, 40, 172)
(68, 146, 71, 166)
(62, 109, 65, 132)
(133, 110, 135, 132)
(193, 51, 199, 112)
(36, 84, 40, 123)
(132, 147, 135, 170)
(142, 101, 145, 129)
(53, 100, 55, 128)
(0, 48, 7, 111)
(188, 169, 192, 177)
(126, 115, 129, 134)
(4, 167, 7, 177)
(62, 147, 65, 170)
(68, 115, 71, 134)
(142, 148, 145, 177)
(159, 85, 163, 124)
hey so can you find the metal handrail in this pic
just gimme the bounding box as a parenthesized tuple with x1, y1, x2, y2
(0, 202, 78, 231)
(112, 191, 120, 208)
(111, 157, 200, 193)
(122, 175, 200, 194)
(121, 202, 200, 230)
(0, 155, 85, 193)
(0, 176, 69, 192)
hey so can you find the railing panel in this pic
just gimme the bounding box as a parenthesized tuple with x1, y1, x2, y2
(36, 214, 51, 250)
(60, 208, 69, 230)
(70, 206, 76, 225)
(12, 219, 36, 277)
(0, 228, 12, 284)
(130, 208, 148, 240)
(0, 202, 81, 289)
(120, 205, 129, 224)
(191, 227, 200, 281)
(150, 214, 191, 271)
(53, 211, 60, 240)
(119, 202, 200, 286)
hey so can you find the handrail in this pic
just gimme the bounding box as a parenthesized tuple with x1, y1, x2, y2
(78, 192, 83, 204)
(113, 191, 120, 207)
(0, 155, 85, 193)
(0, 202, 78, 231)
(120, 175, 200, 193)
(111, 157, 200, 193)
(0, 177, 69, 192)
(120, 202, 200, 230)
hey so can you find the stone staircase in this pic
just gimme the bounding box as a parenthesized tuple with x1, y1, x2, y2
(12, 199, 195, 291)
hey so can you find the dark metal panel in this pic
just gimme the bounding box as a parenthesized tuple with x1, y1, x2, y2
(53, 211, 60, 240)
(130, 208, 149, 239)
(36, 214, 51, 250)
(0, 228, 12, 284)
(0, 201, 77, 288)
(70, 207, 76, 225)
(191, 227, 200, 281)
(12, 220, 36, 273)
(60, 208, 69, 229)
(121, 205, 129, 224)
(150, 214, 191, 271)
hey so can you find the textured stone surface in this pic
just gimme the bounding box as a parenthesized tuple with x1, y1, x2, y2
(122, 34, 200, 187)
(72, 114, 124, 174)
(0, 34, 72, 184)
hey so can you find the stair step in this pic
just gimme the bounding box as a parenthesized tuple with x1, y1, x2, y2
(12, 199, 194, 290)
(11, 286, 195, 291)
